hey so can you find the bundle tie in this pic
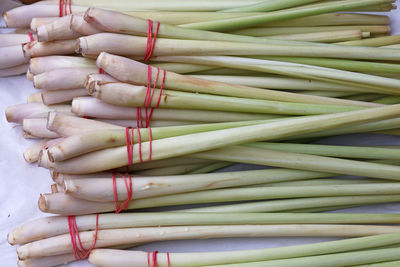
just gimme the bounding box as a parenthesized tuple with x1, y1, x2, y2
(137, 65, 166, 128)
(99, 68, 104, 74)
(125, 126, 152, 164)
(28, 32, 34, 42)
(59, 0, 72, 17)
(68, 214, 99, 260)
(112, 172, 133, 213)
(147, 251, 171, 267)
(143, 20, 160, 62)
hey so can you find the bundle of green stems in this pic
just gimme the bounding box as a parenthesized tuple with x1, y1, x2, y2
(3, 1, 400, 266)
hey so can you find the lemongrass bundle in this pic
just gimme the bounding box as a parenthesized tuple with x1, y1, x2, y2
(16, 224, 400, 259)
(78, 33, 400, 61)
(71, 96, 283, 122)
(88, 81, 370, 115)
(96, 53, 389, 105)
(10, 212, 400, 246)
(40, 104, 400, 174)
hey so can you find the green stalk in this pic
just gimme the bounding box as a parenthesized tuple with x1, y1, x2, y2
(355, 260, 400, 266)
(187, 162, 233, 174)
(151, 62, 217, 74)
(374, 96, 400, 104)
(299, 91, 359, 97)
(338, 35, 400, 47)
(153, 56, 400, 94)
(133, 163, 211, 176)
(184, 195, 400, 213)
(192, 145, 400, 179)
(42, 104, 400, 174)
(288, 205, 360, 213)
(252, 56, 400, 75)
(211, 247, 400, 267)
(269, 30, 368, 43)
(90, 82, 368, 113)
(345, 94, 383, 102)
(221, 0, 322, 12)
(230, 25, 389, 37)
(263, 13, 390, 27)
(88, 232, 400, 267)
(179, 0, 394, 31)
(246, 142, 400, 160)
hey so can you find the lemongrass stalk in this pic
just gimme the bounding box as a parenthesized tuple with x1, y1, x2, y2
(28, 92, 43, 103)
(83, 8, 330, 47)
(178, 0, 394, 31)
(355, 260, 400, 266)
(134, 163, 214, 176)
(284, 117, 400, 140)
(0, 63, 28, 77)
(46, 113, 122, 136)
(23, 139, 50, 163)
(248, 142, 400, 160)
(192, 145, 400, 179)
(39, 192, 400, 215)
(46, 118, 283, 161)
(23, 39, 76, 58)
(70, 14, 102, 36)
(253, 56, 400, 75)
(54, 182, 400, 210)
(150, 62, 217, 74)
(17, 224, 400, 259)
(184, 195, 400, 213)
(42, 88, 88, 105)
(0, 34, 36, 47)
(153, 55, 400, 94)
(0, 45, 29, 69)
(29, 56, 95, 75)
(299, 91, 358, 98)
(33, 67, 98, 90)
(213, 247, 400, 267)
(374, 96, 400, 104)
(72, 97, 282, 122)
(22, 118, 60, 139)
(17, 253, 75, 267)
(38, 0, 262, 11)
(97, 53, 386, 105)
(289, 205, 360, 213)
(264, 13, 390, 27)
(230, 25, 390, 37)
(222, 0, 322, 12)
(30, 17, 58, 31)
(37, 15, 82, 42)
(188, 162, 233, 174)
(89, 82, 367, 114)
(5, 103, 72, 123)
(79, 33, 400, 61)
(88, 232, 400, 267)
(13, 212, 400, 247)
(42, 104, 400, 174)
(259, 178, 387, 187)
(354, 2, 396, 11)
(63, 168, 335, 201)
(338, 35, 400, 47)
(270, 30, 368, 43)
(384, 44, 400, 48)
(189, 75, 373, 92)
(345, 93, 382, 102)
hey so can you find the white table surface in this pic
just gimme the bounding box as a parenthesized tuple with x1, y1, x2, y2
(0, 1, 399, 266)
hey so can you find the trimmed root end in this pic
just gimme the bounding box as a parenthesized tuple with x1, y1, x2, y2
(46, 111, 57, 132)
(7, 232, 16, 246)
(38, 194, 48, 212)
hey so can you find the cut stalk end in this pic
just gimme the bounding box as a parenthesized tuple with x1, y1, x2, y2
(36, 25, 48, 42)
(38, 194, 48, 212)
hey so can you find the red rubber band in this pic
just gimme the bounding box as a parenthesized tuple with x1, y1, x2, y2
(68, 213, 99, 260)
(112, 172, 133, 213)
(147, 251, 170, 267)
(143, 66, 166, 128)
(59, 0, 72, 17)
(143, 20, 160, 62)
(59, 0, 63, 17)
(125, 127, 134, 165)
(99, 68, 104, 74)
(28, 32, 34, 42)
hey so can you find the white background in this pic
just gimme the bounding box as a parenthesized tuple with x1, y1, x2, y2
(0, 1, 399, 266)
